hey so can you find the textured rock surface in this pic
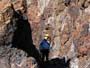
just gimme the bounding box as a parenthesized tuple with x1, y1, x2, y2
(0, 0, 90, 68)
(0, 46, 38, 68)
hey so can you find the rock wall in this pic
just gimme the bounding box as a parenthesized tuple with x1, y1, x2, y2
(27, 0, 90, 68)
(0, 0, 90, 68)
(0, 46, 38, 68)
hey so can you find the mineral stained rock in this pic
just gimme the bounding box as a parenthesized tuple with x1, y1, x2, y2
(0, 0, 90, 68)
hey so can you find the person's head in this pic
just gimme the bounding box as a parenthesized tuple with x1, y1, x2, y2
(44, 33, 49, 40)
(44, 36, 51, 43)
(44, 36, 48, 40)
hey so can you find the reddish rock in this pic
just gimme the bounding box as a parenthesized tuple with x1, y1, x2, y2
(0, 0, 90, 68)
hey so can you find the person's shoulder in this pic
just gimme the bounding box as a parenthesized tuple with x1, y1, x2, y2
(40, 40, 44, 44)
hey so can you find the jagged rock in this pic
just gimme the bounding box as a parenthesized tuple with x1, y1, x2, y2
(0, 0, 90, 68)
(68, 4, 80, 19)
(0, 57, 10, 68)
(0, 46, 38, 68)
(80, 23, 89, 36)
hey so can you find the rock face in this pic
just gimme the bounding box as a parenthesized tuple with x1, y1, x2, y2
(0, 46, 38, 68)
(0, 0, 90, 68)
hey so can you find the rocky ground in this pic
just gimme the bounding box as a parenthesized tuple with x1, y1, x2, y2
(0, 0, 90, 68)
(0, 46, 38, 68)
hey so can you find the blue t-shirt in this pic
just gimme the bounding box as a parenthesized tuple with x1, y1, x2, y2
(40, 39, 50, 50)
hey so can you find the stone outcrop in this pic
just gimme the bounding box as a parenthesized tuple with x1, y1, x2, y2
(0, 46, 38, 68)
(0, 0, 90, 68)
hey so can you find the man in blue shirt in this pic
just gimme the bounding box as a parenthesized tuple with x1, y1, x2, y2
(40, 37, 50, 61)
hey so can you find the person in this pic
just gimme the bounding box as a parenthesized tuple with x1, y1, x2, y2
(40, 36, 50, 61)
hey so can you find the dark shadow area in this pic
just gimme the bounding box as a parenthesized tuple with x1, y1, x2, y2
(64, 0, 71, 6)
(42, 57, 71, 68)
(10, 4, 42, 67)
